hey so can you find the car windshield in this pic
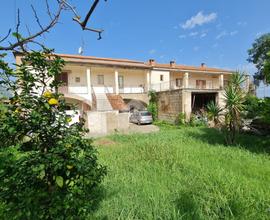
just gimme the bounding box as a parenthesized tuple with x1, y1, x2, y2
(140, 111, 151, 116)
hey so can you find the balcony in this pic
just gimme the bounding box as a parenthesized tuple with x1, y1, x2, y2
(58, 86, 88, 95)
(150, 80, 221, 92)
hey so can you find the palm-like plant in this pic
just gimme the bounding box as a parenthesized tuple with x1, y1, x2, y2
(223, 72, 246, 144)
(206, 101, 223, 126)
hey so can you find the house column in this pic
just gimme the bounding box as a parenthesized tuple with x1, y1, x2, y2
(146, 71, 150, 92)
(219, 74, 224, 89)
(114, 69, 119, 94)
(86, 68, 92, 102)
(184, 72, 189, 88)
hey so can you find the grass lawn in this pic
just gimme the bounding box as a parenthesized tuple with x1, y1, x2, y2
(92, 126, 270, 220)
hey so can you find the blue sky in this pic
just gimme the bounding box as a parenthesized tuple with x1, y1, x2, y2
(1, 0, 270, 95)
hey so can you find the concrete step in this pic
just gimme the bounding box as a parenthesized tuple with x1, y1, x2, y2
(95, 92, 113, 111)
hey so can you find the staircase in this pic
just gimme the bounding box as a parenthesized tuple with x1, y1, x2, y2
(95, 92, 113, 111)
(107, 94, 128, 111)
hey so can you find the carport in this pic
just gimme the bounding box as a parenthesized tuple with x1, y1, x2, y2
(191, 92, 217, 113)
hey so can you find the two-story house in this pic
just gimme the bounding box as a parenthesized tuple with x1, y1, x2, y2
(15, 53, 249, 124)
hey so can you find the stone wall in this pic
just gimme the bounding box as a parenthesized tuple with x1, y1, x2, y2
(157, 89, 183, 123)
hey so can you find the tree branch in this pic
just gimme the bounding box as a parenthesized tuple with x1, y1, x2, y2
(0, 29, 11, 43)
(0, 2, 64, 51)
(31, 4, 44, 30)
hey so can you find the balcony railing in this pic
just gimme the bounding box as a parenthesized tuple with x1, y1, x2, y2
(58, 86, 88, 94)
(150, 80, 221, 92)
(119, 85, 145, 94)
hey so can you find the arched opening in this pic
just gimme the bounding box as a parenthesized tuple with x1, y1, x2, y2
(123, 99, 147, 112)
(64, 95, 91, 111)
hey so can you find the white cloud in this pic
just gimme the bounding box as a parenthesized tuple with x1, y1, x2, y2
(216, 30, 238, 39)
(230, 30, 238, 36)
(182, 11, 217, 29)
(200, 33, 207, 38)
(237, 21, 247, 26)
(216, 31, 227, 39)
(189, 32, 199, 37)
(149, 49, 156, 54)
(178, 34, 186, 39)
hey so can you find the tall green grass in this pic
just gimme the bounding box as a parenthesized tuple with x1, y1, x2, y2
(92, 127, 270, 219)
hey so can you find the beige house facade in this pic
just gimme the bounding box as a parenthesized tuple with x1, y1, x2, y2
(15, 53, 249, 124)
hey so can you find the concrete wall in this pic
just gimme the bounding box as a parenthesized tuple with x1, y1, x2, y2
(86, 111, 129, 135)
(150, 70, 170, 91)
(157, 89, 183, 123)
(120, 93, 149, 104)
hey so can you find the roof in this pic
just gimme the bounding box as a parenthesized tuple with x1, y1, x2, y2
(14, 52, 233, 74)
(56, 53, 148, 69)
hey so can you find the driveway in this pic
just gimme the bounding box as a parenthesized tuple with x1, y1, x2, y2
(125, 123, 160, 134)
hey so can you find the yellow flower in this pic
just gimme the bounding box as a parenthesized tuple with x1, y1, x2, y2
(15, 108, 21, 113)
(43, 90, 53, 98)
(67, 165, 74, 170)
(48, 98, 58, 105)
(66, 117, 72, 123)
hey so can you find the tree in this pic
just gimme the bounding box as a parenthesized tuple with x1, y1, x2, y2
(248, 33, 270, 84)
(0, 50, 106, 219)
(0, 0, 107, 52)
(0, 2, 109, 218)
(206, 101, 222, 127)
(223, 73, 246, 145)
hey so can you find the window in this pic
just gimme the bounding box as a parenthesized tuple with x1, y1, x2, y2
(75, 77, 80, 83)
(160, 75, 164, 81)
(176, 78, 182, 87)
(97, 75, 104, 85)
(57, 72, 68, 86)
(118, 75, 124, 89)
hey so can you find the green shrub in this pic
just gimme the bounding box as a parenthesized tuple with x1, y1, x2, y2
(244, 94, 260, 119)
(0, 50, 106, 219)
(177, 112, 186, 126)
(189, 113, 207, 127)
(147, 90, 158, 121)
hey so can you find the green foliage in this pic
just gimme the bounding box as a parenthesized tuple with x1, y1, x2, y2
(189, 113, 207, 127)
(223, 72, 246, 145)
(263, 51, 270, 83)
(248, 33, 270, 83)
(94, 127, 270, 219)
(206, 101, 222, 126)
(0, 50, 106, 219)
(177, 112, 186, 125)
(244, 94, 261, 119)
(147, 90, 158, 121)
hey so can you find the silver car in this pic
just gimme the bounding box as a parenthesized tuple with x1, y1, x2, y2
(129, 111, 153, 125)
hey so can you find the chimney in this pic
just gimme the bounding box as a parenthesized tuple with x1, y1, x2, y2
(201, 63, 206, 68)
(149, 59, 155, 66)
(170, 60, 176, 67)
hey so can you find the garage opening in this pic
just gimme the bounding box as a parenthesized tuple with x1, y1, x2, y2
(191, 92, 217, 113)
